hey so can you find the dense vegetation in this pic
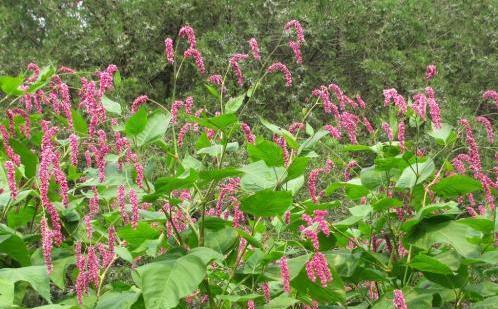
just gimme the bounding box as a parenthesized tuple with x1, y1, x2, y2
(0, 3, 497, 309)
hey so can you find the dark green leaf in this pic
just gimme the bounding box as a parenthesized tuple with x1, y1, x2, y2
(432, 175, 482, 197)
(125, 107, 148, 136)
(241, 189, 293, 217)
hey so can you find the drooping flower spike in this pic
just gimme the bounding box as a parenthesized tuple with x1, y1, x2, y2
(164, 38, 175, 64)
(184, 48, 206, 74)
(248, 38, 261, 61)
(178, 25, 196, 49)
(230, 53, 249, 87)
(267, 62, 292, 87)
(425, 64, 437, 80)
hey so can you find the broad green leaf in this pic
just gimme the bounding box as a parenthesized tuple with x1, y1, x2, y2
(197, 142, 239, 157)
(136, 111, 171, 146)
(298, 129, 329, 153)
(472, 296, 498, 309)
(10, 139, 38, 178)
(204, 84, 220, 99)
(372, 288, 433, 309)
(199, 168, 243, 181)
(325, 178, 369, 200)
(71, 109, 88, 136)
(0, 277, 14, 307)
(0, 75, 24, 95)
(360, 166, 387, 189)
(117, 222, 161, 251)
(405, 220, 481, 258)
(410, 254, 453, 274)
(217, 294, 262, 303)
(153, 170, 198, 194)
(192, 113, 238, 132)
(427, 122, 454, 144)
(125, 107, 148, 136)
(201, 217, 238, 253)
(372, 197, 402, 212)
(401, 202, 459, 233)
(95, 287, 141, 309)
(432, 175, 482, 197)
(241, 189, 293, 217)
(0, 266, 51, 303)
(239, 161, 287, 192)
(259, 117, 298, 149)
(7, 205, 35, 228)
(0, 230, 30, 266)
(137, 253, 208, 309)
(264, 294, 299, 308)
(343, 144, 374, 152)
(285, 156, 309, 181)
(102, 96, 122, 115)
(50, 256, 75, 289)
(247, 140, 284, 167)
(396, 159, 435, 189)
(291, 266, 345, 304)
(225, 93, 245, 113)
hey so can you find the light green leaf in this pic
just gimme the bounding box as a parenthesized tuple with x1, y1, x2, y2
(396, 159, 435, 189)
(95, 287, 141, 309)
(125, 107, 148, 136)
(0, 266, 51, 303)
(432, 175, 482, 197)
(241, 189, 293, 217)
(239, 161, 287, 192)
(102, 96, 122, 115)
(225, 93, 245, 113)
(136, 111, 171, 146)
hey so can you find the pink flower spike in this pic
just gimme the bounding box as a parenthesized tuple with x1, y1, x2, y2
(382, 122, 393, 141)
(40, 217, 53, 274)
(324, 124, 341, 141)
(208, 74, 223, 85)
(26, 63, 40, 83)
(4, 161, 17, 200)
(69, 134, 79, 166)
(240, 122, 256, 144)
(262, 282, 271, 303)
(289, 41, 303, 64)
(483, 90, 498, 110)
(164, 38, 175, 64)
(425, 64, 437, 80)
(129, 189, 139, 229)
(178, 25, 196, 49)
(393, 289, 408, 309)
(131, 95, 148, 113)
(476, 116, 494, 144)
(184, 48, 206, 75)
(267, 62, 292, 87)
(248, 38, 261, 61)
(230, 53, 249, 87)
(284, 20, 305, 44)
(398, 121, 406, 151)
(279, 256, 291, 294)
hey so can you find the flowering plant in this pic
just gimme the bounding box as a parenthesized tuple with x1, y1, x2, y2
(0, 20, 497, 308)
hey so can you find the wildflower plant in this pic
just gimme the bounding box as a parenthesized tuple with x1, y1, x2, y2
(0, 20, 496, 309)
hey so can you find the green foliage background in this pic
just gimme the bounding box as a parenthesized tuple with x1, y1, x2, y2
(1, 0, 497, 119)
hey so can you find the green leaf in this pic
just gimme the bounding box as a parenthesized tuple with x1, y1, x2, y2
(0, 266, 51, 303)
(125, 107, 148, 136)
(472, 296, 498, 309)
(298, 129, 329, 153)
(201, 218, 238, 253)
(0, 230, 30, 266)
(432, 175, 482, 197)
(259, 117, 298, 149)
(264, 294, 299, 308)
(192, 113, 238, 132)
(325, 178, 370, 200)
(153, 170, 198, 195)
(225, 93, 245, 114)
(199, 168, 243, 182)
(247, 140, 284, 167)
(10, 139, 38, 178)
(204, 84, 221, 99)
(410, 254, 453, 274)
(360, 166, 387, 189)
(71, 109, 88, 136)
(372, 197, 402, 212)
(197, 142, 239, 157)
(137, 253, 208, 309)
(136, 111, 171, 146)
(0, 277, 14, 307)
(239, 161, 287, 192)
(117, 222, 161, 251)
(241, 189, 293, 217)
(0, 75, 24, 96)
(427, 122, 454, 144)
(286, 157, 309, 181)
(396, 159, 435, 189)
(405, 220, 481, 258)
(50, 256, 75, 289)
(95, 287, 141, 309)
(291, 265, 345, 304)
(102, 96, 122, 115)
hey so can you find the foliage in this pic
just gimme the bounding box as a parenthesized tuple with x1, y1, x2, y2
(0, 15, 497, 309)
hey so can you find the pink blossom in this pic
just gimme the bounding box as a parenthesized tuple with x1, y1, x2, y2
(383, 88, 407, 114)
(305, 252, 332, 287)
(248, 38, 261, 61)
(267, 62, 292, 87)
(4, 161, 17, 200)
(247, 300, 255, 309)
(117, 185, 129, 224)
(328, 83, 345, 111)
(89, 186, 99, 216)
(356, 95, 366, 109)
(178, 25, 196, 48)
(69, 134, 79, 166)
(284, 20, 305, 44)
(129, 189, 139, 229)
(362, 117, 375, 134)
(338, 112, 359, 144)
(262, 282, 271, 303)
(393, 289, 408, 309)
(171, 100, 184, 124)
(230, 53, 249, 87)
(279, 256, 291, 294)
(312, 85, 338, 116)
(273, 135, 290, 166)
(240, 122, 256, 144)
(398, 121, 406, 151)
(87, 246, 100, 288)
(476, 116, 494, 144)
(288, 122, 304, 135)
(131, 95, 148, 113)
(426, 87, 442, 128)
(344, 160, 358, 181)
(324, 124, 341, 141)
(425, 64, 437, 80)
(308, 159, 333, 203)
(289, 41, 303, 64)
(164, 38, 175, 64)
(208, 74, 223, 85)
(40, 217, 53, 274)
(0, 125, 21, 166)
(184, 48, 206, 75)
(412, 93, 427, 120)
(483, 90, 498, 109)
(7, 108, 31, 138)
(459, 118, 482, 173)
(184, 96, 194, 115)
(84, 215, 92, 240)
(382, 122, 393, 141)
(26, 62, 40, 83)
(58, 66, 76, 74)
(284, 210, 291, 224)
(178, 123, 192, 148)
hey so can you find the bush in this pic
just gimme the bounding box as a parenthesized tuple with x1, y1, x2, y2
(0, 20, 497, 308)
